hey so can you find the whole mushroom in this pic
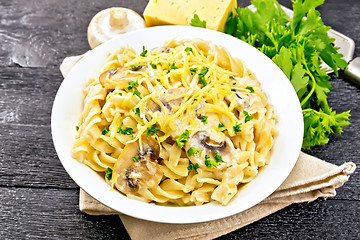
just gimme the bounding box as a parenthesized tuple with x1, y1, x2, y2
(87, 7, 146, 49)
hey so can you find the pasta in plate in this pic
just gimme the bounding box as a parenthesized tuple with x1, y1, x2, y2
(71, 38, 277, 206)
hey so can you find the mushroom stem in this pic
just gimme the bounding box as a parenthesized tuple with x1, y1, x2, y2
(109, 8, 129, 28)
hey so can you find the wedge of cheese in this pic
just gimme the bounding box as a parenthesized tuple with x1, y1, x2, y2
(143, 0, 237, 32)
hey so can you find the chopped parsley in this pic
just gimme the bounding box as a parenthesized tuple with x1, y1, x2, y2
(102, 126, 109, 135)
(118, 92, 122, 96)
(75, 126, 79, 131)
(204, 154, 218, 168)
(132, 154, 139, 162)
(129, 64, 144, 71)
(205, 152, 224, 169)
(185, 47, 193, 54)
(135, 107, 140, 116)
(146, 125, 157, 136)
(198, 67, 209, 87)
(190, 67, 198, 75)
(117, 127, 133, 137)
(214, 152, 225, 163)
(187, 163, 200, 173)
(218, 123, 225, 128)
(128, 81, 139, 90)
(246, 86, 255, 93)
(169, 62, 178, 70)
(187, 147, 201, 157)
(140, 46, 148, 57)
(133, 90, 142, 98)
(175, 129, 189, 148)
(105, 167, 112, 180)
(243, 110, 253, 123)
(150, 62, 157, 69)
(201, 115, 208, 124)
(190, 14, 206, 28)
(233, 122, 242, 135)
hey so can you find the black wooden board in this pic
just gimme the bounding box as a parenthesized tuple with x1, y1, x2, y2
(0, 0, 359, 239)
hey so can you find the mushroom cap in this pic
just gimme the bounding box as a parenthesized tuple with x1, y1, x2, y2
(113, 135, 163, 195)
(87, 7, 146, 49)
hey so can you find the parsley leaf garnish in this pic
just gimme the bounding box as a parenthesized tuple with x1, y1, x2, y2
(140, 46, 147, 57)
(190, 14, 206, 28)
(175, 129, 189, 148)
(205, 155, 218, 168)
(233, 122, 242, 135)
(169, 62, 178, 70)
(187, 147, 201, 157)
(150, 62, 157, 69)
(246, 86, 254, 93)
(214, 152, 225, 163)
(117, 127, 133, 137)
(135, 107, 140, 117)
(118, 92, 122, 96)
(75, 126, 79, 131)
(102, 127, 109, 135)
(188, 163, 200, 173)
(185, 47, 193, 54)
(201, 115, 208, 124)
(105, 167, 112, 180)
(132, 154, 139, 162)
(204, 152, 225, 169)
(218, 123, 225, 128)
(128, 81, 139, 90)
(133, 90, 142, 98)
(190, 67, 198, 75)
(243, 111, 253, 123)
(198, 67, 209, 87)
(146, 125, 158, 136)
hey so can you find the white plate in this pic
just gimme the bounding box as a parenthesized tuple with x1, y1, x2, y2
(51, 26, 303, 224)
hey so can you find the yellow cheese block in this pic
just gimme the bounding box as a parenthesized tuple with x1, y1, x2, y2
(143, 0, 237, 32)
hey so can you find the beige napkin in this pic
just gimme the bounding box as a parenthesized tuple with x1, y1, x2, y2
(60, 55, 356, 240)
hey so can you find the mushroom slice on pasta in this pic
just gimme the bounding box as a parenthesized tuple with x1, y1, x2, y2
(113, 135, 163, 195)
(99, 66, 145, 89)
(185, 130, 237, 170)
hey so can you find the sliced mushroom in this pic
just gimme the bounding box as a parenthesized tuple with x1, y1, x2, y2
(99, 66, 146, 89)
(99, 67, 127, 89)
(144, 87, 186, 118)
(228, 76, 250, 109)
(113, 135, 163, 195)
(163, 88, 186, 112)
(151, 46, 170, 54)
(185, 130, 236, 170)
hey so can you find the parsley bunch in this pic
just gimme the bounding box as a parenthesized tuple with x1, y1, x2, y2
(225, 0, 350, 149)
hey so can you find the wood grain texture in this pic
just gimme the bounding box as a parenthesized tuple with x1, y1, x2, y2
(0, 0, 359, 239)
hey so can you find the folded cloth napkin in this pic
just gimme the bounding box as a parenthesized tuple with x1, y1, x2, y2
(60, 55, 356, 240)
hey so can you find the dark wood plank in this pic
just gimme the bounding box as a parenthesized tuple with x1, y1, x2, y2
(0, 187, 130, 240)
(0, 123, 77, 188)
(0, 0, 148, 68)
(1, 187, 358, 239)
(223, 199, 360, 239)
(0, 67, 61, 126)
